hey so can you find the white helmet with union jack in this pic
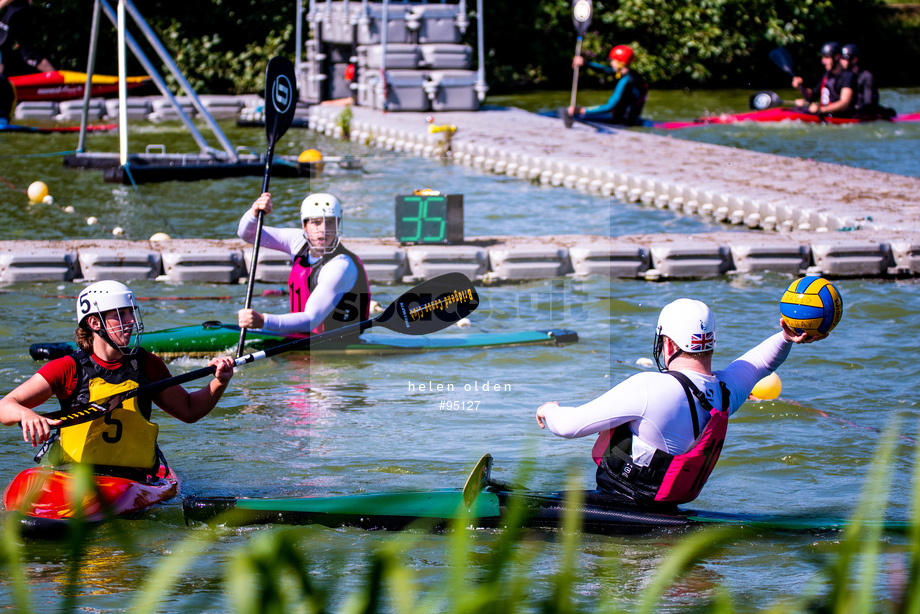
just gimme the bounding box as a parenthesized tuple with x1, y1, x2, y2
(653, 298, 716, 371)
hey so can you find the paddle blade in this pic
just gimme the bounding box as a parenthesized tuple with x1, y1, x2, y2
(462, 453, 494, 507)
(40, 392, 129, 428)
(374, 273, 479, 336)
(769, 48, 795, 77)
(571, 0, 593, 37)
(263, 56, 298, 147)
(750, 90, 784, 110)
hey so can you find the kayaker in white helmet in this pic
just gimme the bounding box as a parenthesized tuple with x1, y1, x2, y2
(236, 192, 370, 340)
(0, 281, 235, 465)
(536, 299, 826, 509)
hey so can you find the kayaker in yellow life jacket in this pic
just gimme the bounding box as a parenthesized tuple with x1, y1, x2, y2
(0, 281, 235, 472)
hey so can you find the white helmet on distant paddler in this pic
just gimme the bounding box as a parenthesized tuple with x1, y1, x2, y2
(653, 298, 716, 371)
(76, 280, 144, 355)
(301, 193, 343, 255)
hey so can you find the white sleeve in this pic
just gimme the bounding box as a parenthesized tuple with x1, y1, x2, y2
(540, 374, 653, 439)
(717, 332, 793, 414)
(237, 210, 306, 257)
(261, 254, 359, 334)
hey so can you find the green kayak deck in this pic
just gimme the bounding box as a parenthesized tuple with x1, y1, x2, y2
(183, 488, 906, 535)
(30, 322, 579, 360)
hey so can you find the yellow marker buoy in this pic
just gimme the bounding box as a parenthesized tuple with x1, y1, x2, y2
(27, 181, 49, 204)
(750, 372, 782, 401)
(149, 232, 171, 242)
(298, 149, 325, 172)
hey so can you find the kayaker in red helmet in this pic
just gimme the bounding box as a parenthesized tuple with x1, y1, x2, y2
(791, 42, 855, 116)
(236, 192, 371, 342)
(536, 299, 825, 508)
(0, 281, 235, 473)
(562, 44, 648, 127)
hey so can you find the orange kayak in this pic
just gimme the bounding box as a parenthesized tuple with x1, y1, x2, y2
(3, 465, 179, 539)
(9, 71, 151, 101)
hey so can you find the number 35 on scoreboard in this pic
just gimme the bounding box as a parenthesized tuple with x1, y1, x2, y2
(395, 191, 463, 244)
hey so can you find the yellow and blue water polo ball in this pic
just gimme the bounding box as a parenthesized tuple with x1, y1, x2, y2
(780, 276, 843, 335)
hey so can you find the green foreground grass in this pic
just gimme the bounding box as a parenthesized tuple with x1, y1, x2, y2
(2, 423, 920, 613)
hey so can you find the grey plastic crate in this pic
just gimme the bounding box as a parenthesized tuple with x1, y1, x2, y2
(419, 44, 471, 69)
(329, 62, 354, 100)
(428, 69, 479, 112)
(408, 5, 462, 43)
(356, 4, 410, 45)
(358, 70, 430, 111)
(357, 44, 420, 69)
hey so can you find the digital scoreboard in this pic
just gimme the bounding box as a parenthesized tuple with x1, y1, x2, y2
(395, 191, 463, 245)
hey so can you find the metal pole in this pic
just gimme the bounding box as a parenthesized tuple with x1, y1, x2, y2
(295, 0, 303, 76)
(77, 0, 102, 153)
(474, 0, 487, 102)
(117, 0, 128, 166)
(380, 0, 388, 111)
(121, 0, 237, 160)
(98, 0, 216, 157)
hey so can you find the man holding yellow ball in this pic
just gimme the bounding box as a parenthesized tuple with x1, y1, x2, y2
(536, 297, 828, 509)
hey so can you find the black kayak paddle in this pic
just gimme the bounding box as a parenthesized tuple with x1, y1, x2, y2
(237, 56, 299, 358)
(39, 273, 479, 428)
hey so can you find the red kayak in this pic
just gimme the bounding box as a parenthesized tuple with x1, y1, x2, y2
(0, 123, 118, 133)
(9, 71, 151, 102)
(3, 465, 180, 539)
(654, 107, 920, 130)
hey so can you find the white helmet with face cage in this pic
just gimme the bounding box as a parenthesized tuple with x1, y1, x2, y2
(300, 193, 343, 255)
(653, 298, 716, 371)
(76, 280, 144, 355)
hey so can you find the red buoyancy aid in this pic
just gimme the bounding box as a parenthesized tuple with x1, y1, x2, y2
(288, 243, 371, 336)
(595, 371, 730, 505)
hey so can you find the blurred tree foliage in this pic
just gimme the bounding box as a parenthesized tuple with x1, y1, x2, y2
(24, 0, 920, 94)
(27, 0, 296, 94)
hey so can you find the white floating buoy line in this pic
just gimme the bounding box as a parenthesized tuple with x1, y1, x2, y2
(20, 179, 174, 239)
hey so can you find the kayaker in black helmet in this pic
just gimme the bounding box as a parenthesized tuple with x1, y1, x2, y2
(0, 281, 235, 464)
(562, 45, 648, 127)
(0, 0, 55, 77)
(840, 44, 894, 118)
(791, 42, 855, 116)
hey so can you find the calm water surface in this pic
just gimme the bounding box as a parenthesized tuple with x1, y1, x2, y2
(0, 90, 919, 611)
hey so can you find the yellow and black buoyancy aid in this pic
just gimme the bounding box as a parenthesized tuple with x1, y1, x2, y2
(52, 348, 160, 470)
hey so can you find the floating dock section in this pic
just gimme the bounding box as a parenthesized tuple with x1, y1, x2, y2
(308, 104, 920, 235)
(1, 233, 917, 285)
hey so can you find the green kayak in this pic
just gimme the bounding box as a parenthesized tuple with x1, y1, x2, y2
(182, 488, 907, 535)
(29, 321, 579, 360)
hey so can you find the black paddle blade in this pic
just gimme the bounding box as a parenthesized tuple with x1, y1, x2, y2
(750, 90, 784, 110)
(40, 392, 130, 428)
(30, 342, 73, 361)
(264, 56, 298, 147)
(375, 273, 480, 336)
(769, 48, 795, 77)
